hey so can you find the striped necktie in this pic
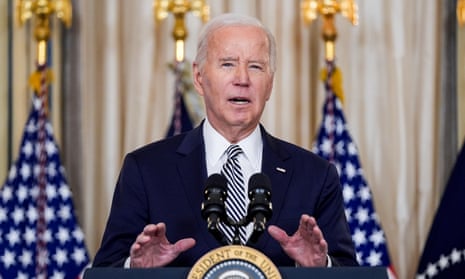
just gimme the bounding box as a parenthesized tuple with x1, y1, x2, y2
(220, 144, 248, 245)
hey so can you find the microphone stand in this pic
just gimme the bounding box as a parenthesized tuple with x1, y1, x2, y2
(232, 225, 242, 245)
(209, 207, 269, 246)
(226, 216, 250, 245)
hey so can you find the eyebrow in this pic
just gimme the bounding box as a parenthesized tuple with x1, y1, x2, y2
(219, 57, 239, 62)
(219, 57, 267, 65)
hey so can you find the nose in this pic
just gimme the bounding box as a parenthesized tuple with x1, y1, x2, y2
(233, 64, 250, 87)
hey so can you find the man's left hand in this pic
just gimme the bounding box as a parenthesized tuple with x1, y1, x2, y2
(268, 214, 328, 267)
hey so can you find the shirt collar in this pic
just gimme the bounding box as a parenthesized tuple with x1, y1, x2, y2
(203, 118, 262, 169)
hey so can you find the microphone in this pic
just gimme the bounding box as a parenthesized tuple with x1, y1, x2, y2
(201, 173, 228, 244)
(247, 173, 272, 244)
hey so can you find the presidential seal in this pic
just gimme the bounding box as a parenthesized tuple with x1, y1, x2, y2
(187, 245, 281, 279)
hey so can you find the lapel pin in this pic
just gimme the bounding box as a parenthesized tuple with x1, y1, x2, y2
(276, 167, 286, 173)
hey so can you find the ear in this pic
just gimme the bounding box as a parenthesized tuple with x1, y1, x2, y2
(192, 63, 204, 96)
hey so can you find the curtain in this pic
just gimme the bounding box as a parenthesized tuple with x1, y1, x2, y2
(459, 14, 465, 145)
(0, 0, 9, 181)
(336, 2, 440, 277)
(71, 1, 450, 278)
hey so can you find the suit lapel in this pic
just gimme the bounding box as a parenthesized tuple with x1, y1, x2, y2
(253, 126, 293, 249)
(175, 124, 220, 247)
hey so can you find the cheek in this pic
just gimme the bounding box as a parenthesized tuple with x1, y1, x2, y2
(203, 92, 220, 110)
(259, 80, 273, 101)
(265, 91, 271, 101)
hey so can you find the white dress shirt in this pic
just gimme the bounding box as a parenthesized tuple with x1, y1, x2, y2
(203, 118, 263, 240)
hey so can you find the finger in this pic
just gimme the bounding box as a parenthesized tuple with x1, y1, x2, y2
(143, 223, 166, 236)
(135, 230, 152, 245)
(174, 238, 196, 253)
(312, 223, 324, 242)
(319, 238, 328, 254)
(130, 241, 140, 254)
(131, 231, 153, 257)
(133, 223, 165, 251)
(300, 215, 317, 230)
(306, 220, 328, 254)
(297, 217, 314, 240)
(131, 226, 151, 255)
(155, 223, 167, 235)
(268, 225, 289, 245)
(143, 223, 158, 232)
(130, 238, 147, 257)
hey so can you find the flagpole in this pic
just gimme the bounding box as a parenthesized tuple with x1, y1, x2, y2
(16, 0, 72, 112)
(300, 0, 358, 153)
(154, 0, 209, 136)
(16, 1, 72, 278)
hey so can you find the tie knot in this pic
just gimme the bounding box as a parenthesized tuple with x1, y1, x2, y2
(225, 145, 243, 159)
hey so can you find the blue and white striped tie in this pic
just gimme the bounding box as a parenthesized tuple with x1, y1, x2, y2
(220, 144, 248, 244)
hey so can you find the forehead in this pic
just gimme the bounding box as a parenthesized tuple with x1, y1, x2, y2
(208, 25, 270, 56)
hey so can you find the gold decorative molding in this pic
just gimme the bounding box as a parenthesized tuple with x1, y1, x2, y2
(154, 0, 209, 62)
(458, 0, 465, 26)
(301, 0, 358, 61)
(16, 0, 72, 65)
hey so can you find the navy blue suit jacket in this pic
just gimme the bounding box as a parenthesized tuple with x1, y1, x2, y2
(93, 123, 357, 267)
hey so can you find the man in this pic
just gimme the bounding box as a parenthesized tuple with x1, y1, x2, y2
(93, 13, 357, 268)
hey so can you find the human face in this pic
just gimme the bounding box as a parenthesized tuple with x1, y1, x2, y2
(193, 25, 274, 143)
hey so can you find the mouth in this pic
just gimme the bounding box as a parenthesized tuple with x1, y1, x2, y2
(229, 97, 251, 105)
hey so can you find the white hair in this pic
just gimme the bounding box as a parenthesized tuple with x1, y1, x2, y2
(193, 13, 277, 73)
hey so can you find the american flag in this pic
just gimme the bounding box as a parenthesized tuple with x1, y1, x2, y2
(0, 93, 89, 278)
(416, 141, 465, 278)
(312, 60, 396, 276)
(166, 61, 194, 137)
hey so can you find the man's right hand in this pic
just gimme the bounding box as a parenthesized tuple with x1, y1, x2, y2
(129, 223, 196, 268)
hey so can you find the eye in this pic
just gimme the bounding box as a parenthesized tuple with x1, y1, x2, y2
(221, 62, 235, 68)
(249, 64, 264, 71)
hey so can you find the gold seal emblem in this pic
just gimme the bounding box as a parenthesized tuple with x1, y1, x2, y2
(187, 245, 281, 279)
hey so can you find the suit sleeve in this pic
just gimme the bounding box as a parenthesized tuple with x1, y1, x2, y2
(92, 154, 149, 267)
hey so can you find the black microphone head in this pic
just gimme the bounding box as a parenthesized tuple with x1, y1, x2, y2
(204, 173, 228, 196)
(247, 173, 272, 244)
(248, 173, 271, 198)
(247, 173, 272, 219)
(202, 174, 228, 245)
(202, 173, 228, 220)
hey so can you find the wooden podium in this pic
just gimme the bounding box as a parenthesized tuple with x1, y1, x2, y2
(84, 266, 389, 279)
